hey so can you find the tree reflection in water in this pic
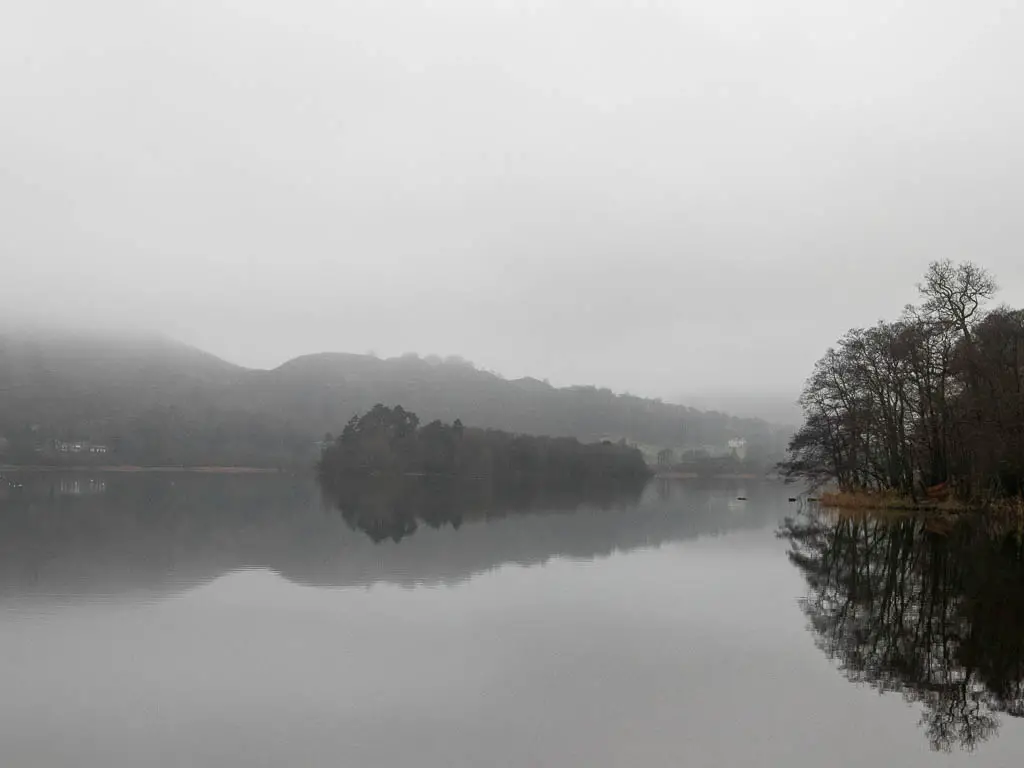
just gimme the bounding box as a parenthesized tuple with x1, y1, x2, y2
(781, 509, 1024, 751)
(325, 476, 647, 544)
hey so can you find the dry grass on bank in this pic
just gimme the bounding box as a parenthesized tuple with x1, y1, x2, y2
(817, 490, 1024, 519)
(989, 496, 1024, 524)
(817, 490, 972, 513)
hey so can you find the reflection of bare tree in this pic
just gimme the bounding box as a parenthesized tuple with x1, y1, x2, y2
(781, 510, 1024, 751)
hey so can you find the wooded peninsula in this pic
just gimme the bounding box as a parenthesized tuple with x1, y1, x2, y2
(784, 260, 1024, 507)
(317, 404, 652, 489)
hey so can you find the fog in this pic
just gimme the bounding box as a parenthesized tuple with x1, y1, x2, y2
(3, 0, 1023, 402)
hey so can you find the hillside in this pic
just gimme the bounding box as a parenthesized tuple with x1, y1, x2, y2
(0, 329, 243, 409)
(238, 353, 790, 457)
(0, 331, 791, 467)
(0, 330, 303, 466)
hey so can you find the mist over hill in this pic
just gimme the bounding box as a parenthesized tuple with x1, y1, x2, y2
(674, 391, 802, 429)
(0, 329, 791, 468)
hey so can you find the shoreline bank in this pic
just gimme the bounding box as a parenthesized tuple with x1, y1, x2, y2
(0, 465, 283, 474)
(814, 490, 1014, 514)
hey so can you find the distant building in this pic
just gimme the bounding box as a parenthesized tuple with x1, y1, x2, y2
(55, 441, 108, 455)
(728, 438, 748, 461)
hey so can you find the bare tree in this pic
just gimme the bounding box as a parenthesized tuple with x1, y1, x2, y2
(785, 261, 1023, 502)
(918, 259, 997, 344)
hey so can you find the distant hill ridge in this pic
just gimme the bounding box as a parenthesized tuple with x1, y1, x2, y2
(0, 330, 791, 467)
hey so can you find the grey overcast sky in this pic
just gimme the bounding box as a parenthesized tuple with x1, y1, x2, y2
(3, 0, 1023, 401)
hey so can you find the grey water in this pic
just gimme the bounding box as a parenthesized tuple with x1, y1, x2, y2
(0, 472, 1021, 767)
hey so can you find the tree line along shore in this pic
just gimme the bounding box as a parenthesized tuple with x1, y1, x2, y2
(317, 404, 652, 490)
(784, 260, 1024, 511)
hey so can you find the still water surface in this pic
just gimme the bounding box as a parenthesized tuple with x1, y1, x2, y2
(0, 472, 1021, 766)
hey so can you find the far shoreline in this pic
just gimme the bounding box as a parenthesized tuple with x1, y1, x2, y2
(653, 470, 767, 480)
(0, 465, 283, 474)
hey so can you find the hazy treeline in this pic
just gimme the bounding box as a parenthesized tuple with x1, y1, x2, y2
(318, 405, 651, 491)
(782, 509, 1024, 751)
(656, 447, 762, 477)
(783, 260, 1024, 501)
(0, 331, 789, 468)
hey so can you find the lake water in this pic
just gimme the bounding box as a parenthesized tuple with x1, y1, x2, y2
(1, 472, 1022, 767)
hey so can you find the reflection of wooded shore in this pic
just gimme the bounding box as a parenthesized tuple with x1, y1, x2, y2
(0, 472, 785, 599)
(323, 474, 649, 544)
(782, 507, 1024, 752)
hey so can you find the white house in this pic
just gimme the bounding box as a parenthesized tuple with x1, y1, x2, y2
(728, 438, 748, 461)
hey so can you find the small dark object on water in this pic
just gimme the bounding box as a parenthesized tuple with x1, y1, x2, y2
(737, 496, 747, 501)
(788, 497, 798, 502)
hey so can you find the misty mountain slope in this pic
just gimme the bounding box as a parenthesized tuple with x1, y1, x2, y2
(0, 331, 308, 466)
(224, 352, 793, 466)
(228, 352, 770, 444)
(0, 331, 245, 420)
(0, 332, 791, 466)
(0, 330, 243, 388)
